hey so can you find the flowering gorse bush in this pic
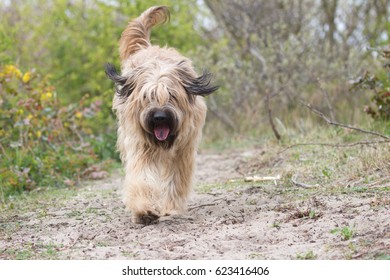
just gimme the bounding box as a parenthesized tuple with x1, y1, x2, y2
(0, 64, 106, 202)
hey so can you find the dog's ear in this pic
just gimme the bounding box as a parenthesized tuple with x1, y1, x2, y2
(182, 70, 219, 97)
(177, 62, 219, 97)
(105, 63, 135, 99)
(105, 63, 126, 85)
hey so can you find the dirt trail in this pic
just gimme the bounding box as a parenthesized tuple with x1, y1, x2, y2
(1, 149, 389, 259)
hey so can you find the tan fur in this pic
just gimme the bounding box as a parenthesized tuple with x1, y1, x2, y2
(112, 6, 212, 224)
(119, 6, 170, 62)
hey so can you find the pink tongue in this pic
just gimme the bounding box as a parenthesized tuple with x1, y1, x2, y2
(154, 124, 170, 141)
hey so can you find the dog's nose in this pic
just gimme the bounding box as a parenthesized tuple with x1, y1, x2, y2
(153, 111, 168, 123)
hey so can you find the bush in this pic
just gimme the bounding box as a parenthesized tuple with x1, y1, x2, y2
(0, 0, 202, 103)
(0, 0, 204, 202)
(0, 64, 105, 202)
(351, 47, 390, 121)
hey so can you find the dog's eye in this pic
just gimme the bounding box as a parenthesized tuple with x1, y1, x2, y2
(169, 92, 178, 102)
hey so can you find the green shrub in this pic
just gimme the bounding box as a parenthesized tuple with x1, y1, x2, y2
(0, 0, 202, 169)
(351, 47, 390, 121)
(0, 64, 105, 202)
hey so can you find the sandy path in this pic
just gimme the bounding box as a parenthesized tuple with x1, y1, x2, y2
(0, 149, 389, 259)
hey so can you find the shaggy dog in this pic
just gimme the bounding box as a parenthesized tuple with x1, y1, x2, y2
(105, 6, 218, 224)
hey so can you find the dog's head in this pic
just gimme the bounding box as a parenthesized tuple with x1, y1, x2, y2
(105, 59, 218, 149)
(105, 6, 218, 149)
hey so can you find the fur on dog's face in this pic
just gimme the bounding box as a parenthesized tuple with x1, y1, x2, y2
(105, 59, 218, 149)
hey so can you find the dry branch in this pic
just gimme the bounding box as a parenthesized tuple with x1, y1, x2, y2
(302, 102, 389, 139)
(187, 203, 216, 211)
(266, 90, 282, 141)
(244, 175, 281, 185)
(291, 174, 319, 188)
(278, 140, 390, 154)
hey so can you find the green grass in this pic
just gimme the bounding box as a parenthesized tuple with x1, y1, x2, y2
(196, 179, 254, 193)
(1, 243, 61, 260)
(3, 248, 34, 260)
(1, 187, 78, 212)
(296, 251, 317, 260)
(374, 253, 390, 260)
(248, 252, 265, 259)
(85, 207, 99, 215)
(272, 221, 281, 229)
(331, 226, 355, 241)
(38, 243, 61, 259)
(308, 210, 316, 219)
(121, 251, 140, 258)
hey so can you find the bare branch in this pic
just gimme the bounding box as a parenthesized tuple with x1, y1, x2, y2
(187, 203, 216, 211)
(302, 101, 389, 139)
(278, 140, 390, 154)
(266, 90, 282, 141)
(291, 174, 319, 188)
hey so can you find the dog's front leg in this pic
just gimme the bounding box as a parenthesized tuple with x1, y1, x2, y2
(122, 175, 160, 224)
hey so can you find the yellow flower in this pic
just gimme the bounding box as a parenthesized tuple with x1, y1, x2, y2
(36, 131, 42, 138)
(4, 65, 16, 74)
(22, 72, 31, 83)
(40, 92, 53, 102)
(75, 111, 83, 119)
(4, 65, 22, 78)
(15, 69, 22, 78)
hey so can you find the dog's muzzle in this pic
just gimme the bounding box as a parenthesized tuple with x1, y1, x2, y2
(148, 109, 176, 143)
(153, 111, 171, 141)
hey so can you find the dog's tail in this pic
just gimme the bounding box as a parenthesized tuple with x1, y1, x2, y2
(119, 6, 170, 61)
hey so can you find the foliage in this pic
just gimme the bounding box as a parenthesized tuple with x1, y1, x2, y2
(350, 47, 390, 121)
(0, 0, 203, 202)
(1, 0, 389, 204)
(0, 64, 104, 202)
(0, 0, 202, 103)
(199, 0, 390, 142)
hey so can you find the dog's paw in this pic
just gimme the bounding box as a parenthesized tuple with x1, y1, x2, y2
(132, 211, 160, 225)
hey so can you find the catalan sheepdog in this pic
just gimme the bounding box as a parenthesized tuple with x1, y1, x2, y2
(105, 6, 218, 224)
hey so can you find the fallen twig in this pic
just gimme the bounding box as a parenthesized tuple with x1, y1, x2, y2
(187, 203, 216, 211)
(291, 174, 319, 188)
(244, 175, 281, 186)
(345, 178, 365, 188)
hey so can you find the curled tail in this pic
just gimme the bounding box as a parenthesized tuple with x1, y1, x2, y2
(119, 6, 170, 61)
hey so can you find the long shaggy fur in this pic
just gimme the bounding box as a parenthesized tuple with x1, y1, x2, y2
(105, 6, 218, 224)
